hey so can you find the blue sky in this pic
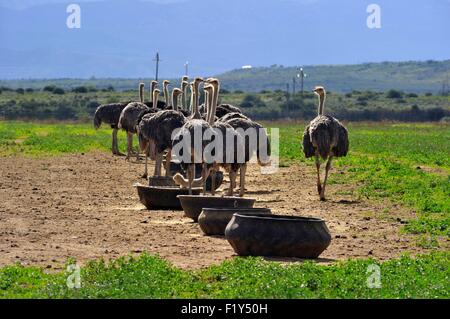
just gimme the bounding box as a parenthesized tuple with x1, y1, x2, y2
(0, 0, 449, 78)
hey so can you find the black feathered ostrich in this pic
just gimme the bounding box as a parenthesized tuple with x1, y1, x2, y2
(137, 87, 186, 177)
(118, 83, 150, 160)
(302, 86, 349, 201)
(93, 101, 131, 155)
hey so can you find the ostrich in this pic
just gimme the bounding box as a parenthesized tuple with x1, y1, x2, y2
(302, 86, 349, 201)
(219, 111, 249, 122)
(118, 83, 150, 160)
(93, 101, 131, 155)
(162, 80, 171, 106)
(137, 87, 186, 177)
(172, 77, 211, 194)
(202, 78, 245, 196)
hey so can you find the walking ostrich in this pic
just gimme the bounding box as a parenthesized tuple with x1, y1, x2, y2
(137, 87, 186, 177)
(93, 101, 131, 155)
(302, 86, 349, 201)
(172, 77, 211, 194)
(118, 83, 150, 160)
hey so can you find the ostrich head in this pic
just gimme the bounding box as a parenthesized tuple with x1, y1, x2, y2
(313, 86, 326, 97)
(150, 81, 158, 107)
(153, 88, 160, 107)
(139, 82, 145, 103)
(182, 75, 189, 82)
(171, 88, 183, 110)
(205, 78, 220, 124)
(203, 83, 214, 123)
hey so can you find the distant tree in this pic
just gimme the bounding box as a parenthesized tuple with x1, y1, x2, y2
(53, 87, 65, 95)
(425, 92, 433, 96)
(87, 101, 100, 110)
(43, 85, 56, 92)
(72, 86, 88, 93)
(220, 89, 230, 94)
(260, 89, 271, 94)
(406, 92, 418, 98)
(25, 88, 34, 93)
(345, 93, 352, 98)
(240, 94, 266, 108)
(234, 90, 244, 94)
(386, 89, 403, 99)
(16, 88, 25, 94)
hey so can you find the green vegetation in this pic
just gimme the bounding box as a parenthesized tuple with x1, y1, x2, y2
(0, 252, 448, 299)
(0, 121, 448, 299)
(0, 85, 448, 121)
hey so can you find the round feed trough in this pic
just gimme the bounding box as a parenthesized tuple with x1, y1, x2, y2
(198, 207, 272, 236)
(225, 214, 331, 259)
(177, 195, 256, 222)
(134, 183, 201, 210)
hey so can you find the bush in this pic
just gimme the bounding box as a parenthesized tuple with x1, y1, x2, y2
(72, 86, 88, 93)
(386, 89, 404, 99)
(43, 85, 56, 92)
(25, 88, 34, 93)
(234, 90, 244, 94)
(425, 92, 433, 96)
(406, 93, 418, 98)
(240, 94, 266, 108)
(16, 88, 25, 95)
(52, 87, 65, 95)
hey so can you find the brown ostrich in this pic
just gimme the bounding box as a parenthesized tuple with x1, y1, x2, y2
(118, 83, 150, 160)
(302, 86, 349, 201)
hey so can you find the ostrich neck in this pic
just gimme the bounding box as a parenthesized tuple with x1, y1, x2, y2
(209, 84, 219, 124)
(164, 85, 170, 105)
(150, 83, 156, 108)
(189, 86, 194, 114)
(172, 92, 178, 110)
(153, 93, 158, 110)
(182, 86, 187, 110)
(318, 94, 325, 115)
(139, 86, 144, 103)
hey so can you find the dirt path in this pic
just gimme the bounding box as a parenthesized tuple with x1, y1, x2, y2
(0, 152, 431, 270)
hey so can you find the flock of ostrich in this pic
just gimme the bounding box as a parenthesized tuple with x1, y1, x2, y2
(94, 76, 349, 201)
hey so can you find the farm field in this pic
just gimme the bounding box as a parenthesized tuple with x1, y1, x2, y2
(0, 121, 449, 298)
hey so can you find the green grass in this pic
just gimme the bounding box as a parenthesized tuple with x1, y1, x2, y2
(0, 121, 129, 156)
(1, 252, 448, 299)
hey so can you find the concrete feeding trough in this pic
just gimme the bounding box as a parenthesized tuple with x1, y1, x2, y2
(177, 195, 256, 222)
(134, 183, 201, 210)
(198, 207, 272, 236)
(225, 214, 331, 259)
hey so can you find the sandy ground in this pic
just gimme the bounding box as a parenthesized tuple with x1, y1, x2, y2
(0, 151, 432, 270)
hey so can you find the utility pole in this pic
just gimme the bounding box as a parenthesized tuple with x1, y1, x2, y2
(153, 52, 161, 82)
(292, 76, 296, 96)
(286, 83, 290, 100)
(184, 61, 189, 77)
(299, 68, 305, 96)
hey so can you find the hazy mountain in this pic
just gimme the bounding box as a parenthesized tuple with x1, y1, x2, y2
(1, 60, 449, 94)
(0, 0, 449, 79)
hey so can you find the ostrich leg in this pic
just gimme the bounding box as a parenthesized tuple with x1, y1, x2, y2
(228, 170, 237, 196)
(239, 163, 247, 197)
(164, 149, 172, 177)
(315, 154, 322, 195)
(201, 163, 208, 195)
(320, 157, 333, 201)
(112, 128, 124, 156)
(211, 168, 216, 195)
(126, 132, 133, 160)
(112, 129, 117, 155)
(187, 164, 195, 195)
(142, 146, 148, 179)
(154, 152, 163, 176)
